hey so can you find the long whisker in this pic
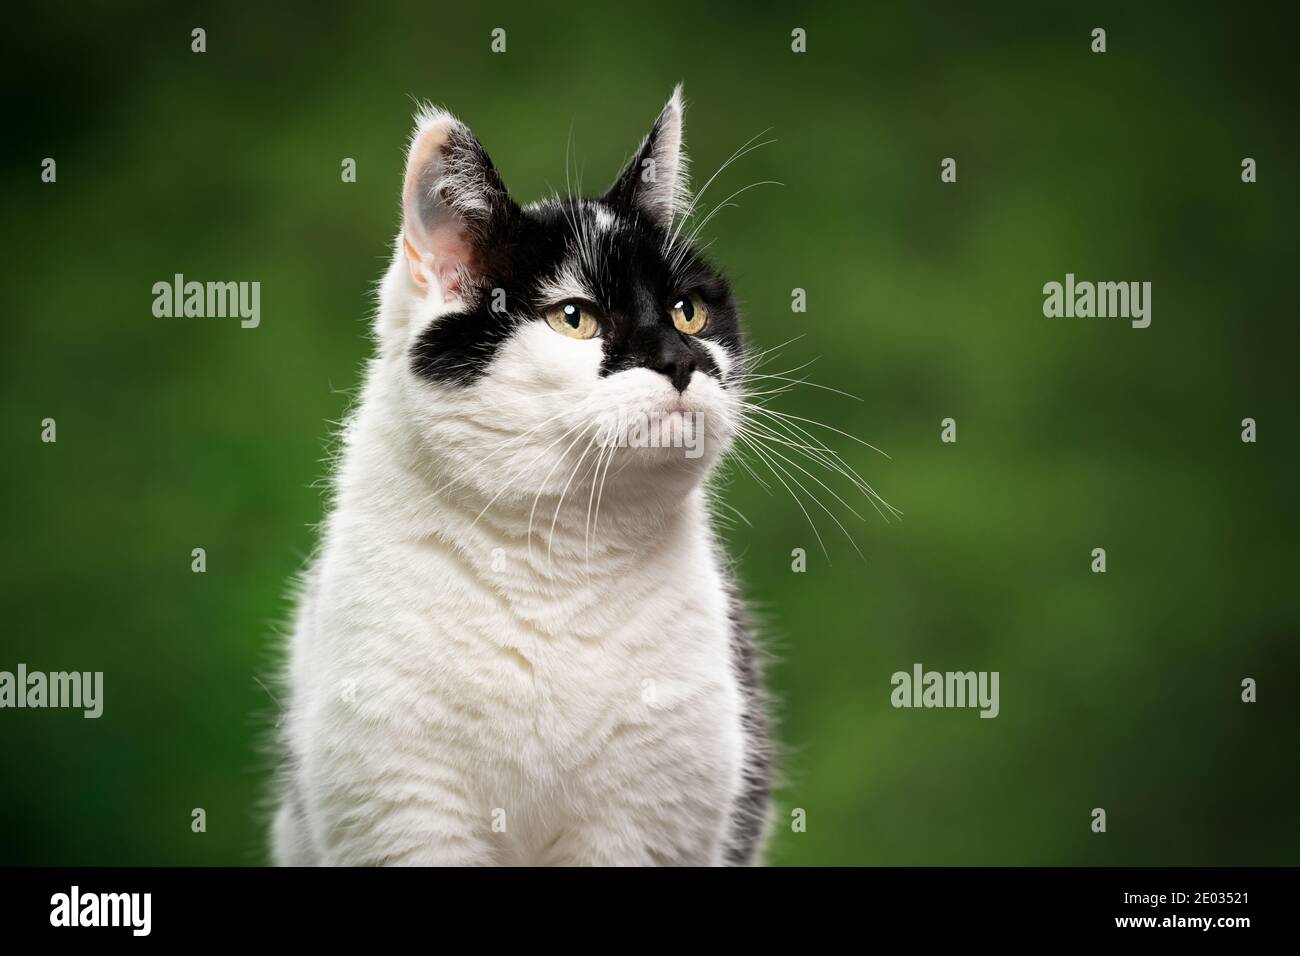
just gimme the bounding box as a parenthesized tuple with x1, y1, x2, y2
(430, 403, 577, 499)
(734, 431, 831, 562)
(547, 430, 601, 568)
(590, 439, 618, 556)
(734, 371, 864, 403)
(665, 131, 774, 256)
(738, 423, 867, 523)
(742, 333, 807, 375)
(740, 405, 899, 521)
(527, 421, 598, 562)
(741, 402, 894, 462)
(675, 180, 783, 264)
(741, 415, 877, 500)
(584, 439, 615, 571)
(465, 415, 592, 538)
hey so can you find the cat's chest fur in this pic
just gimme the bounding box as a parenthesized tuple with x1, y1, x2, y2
(317, 486, 739, 762)
(278, 403, 747, 864)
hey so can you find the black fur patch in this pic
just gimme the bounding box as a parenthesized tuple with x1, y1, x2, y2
(722, 576, 774, 866)
(409, 193, 744, 390)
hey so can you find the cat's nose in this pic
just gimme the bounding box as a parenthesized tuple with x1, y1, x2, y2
(649, 346, 697, 393)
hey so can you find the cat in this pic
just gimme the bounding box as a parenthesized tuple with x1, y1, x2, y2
(272, 86, 774, 866)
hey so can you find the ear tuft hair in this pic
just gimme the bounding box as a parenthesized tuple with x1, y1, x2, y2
(604, 84, 690, 230)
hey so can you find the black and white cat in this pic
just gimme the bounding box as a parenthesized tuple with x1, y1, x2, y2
(272, 87, 774, 865)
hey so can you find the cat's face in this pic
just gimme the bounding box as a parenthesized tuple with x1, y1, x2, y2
(388, 87, 746, 509)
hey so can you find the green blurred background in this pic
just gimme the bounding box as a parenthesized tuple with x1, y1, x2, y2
(3, 1, 1297, 866)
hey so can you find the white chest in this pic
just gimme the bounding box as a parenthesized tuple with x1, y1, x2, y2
(291, 506, 745, 861)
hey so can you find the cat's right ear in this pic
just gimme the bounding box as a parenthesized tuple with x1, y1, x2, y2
(401, 106, 516, 302)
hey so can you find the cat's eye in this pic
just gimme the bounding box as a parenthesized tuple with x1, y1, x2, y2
(545, 301, 600, 340)
(670, 293, 708, 335)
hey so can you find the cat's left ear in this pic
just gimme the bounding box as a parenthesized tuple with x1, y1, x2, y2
(604, 84, 689, 230)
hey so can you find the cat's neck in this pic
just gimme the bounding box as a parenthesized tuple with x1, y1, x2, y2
(330, 365, 714, 584)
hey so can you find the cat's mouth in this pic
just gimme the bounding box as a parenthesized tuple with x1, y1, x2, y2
(661, 396, 689, 415)
(583, 401, 717, 468)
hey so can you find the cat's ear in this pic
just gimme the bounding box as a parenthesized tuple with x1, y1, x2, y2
(604, 84, 689, 230)
(401, 106, 517, 301)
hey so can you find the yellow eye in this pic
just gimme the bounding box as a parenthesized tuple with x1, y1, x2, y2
(670, 293, 708, 335)
(545, 301, 600, 340)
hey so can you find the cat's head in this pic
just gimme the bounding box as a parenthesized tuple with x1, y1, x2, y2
(379, 86, 746, 512)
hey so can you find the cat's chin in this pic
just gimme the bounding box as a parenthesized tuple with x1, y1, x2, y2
(615, 441, 713, 469)
(583, 398, 731, 477)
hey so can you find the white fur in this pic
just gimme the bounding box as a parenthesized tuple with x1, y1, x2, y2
(273, 226, 751, 865)
(535, 261, 599, 307)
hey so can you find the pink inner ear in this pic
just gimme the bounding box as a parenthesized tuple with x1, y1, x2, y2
(402, 124, 476, 300)
(402, 184, 474, 299)
(429, 230, 474, 297)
